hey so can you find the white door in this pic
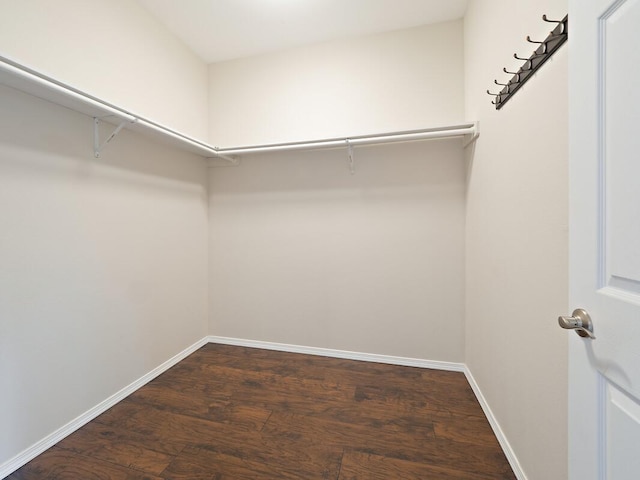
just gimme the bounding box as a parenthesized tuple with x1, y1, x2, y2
(568, 0, 640, 479)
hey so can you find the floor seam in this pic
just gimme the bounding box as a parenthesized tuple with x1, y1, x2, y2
(336, 448, 345, 479)
(260, 410, 274, 432)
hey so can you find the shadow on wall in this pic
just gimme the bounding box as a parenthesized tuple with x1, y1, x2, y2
(209, 137, 467, 196)
(0, 85, 207, 189)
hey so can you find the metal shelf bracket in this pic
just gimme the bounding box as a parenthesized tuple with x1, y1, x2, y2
(207, 154, 241, 168)
(94, 117, 137, 158)
(346, 140, 355, 175)
(463, 122, 480, 148)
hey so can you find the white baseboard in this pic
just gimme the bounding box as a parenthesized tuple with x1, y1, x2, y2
(0, 336, 209, 480)
(207, 335, 465, 372)
(464, 366, 528, 480)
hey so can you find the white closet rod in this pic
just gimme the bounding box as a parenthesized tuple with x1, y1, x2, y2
(0, 56, 136, 122)
(0, 55, 478, 162)
(0, 55, 237, 163)
(216, 123, 478, 155)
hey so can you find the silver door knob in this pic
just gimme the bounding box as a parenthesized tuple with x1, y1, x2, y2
(558, 308, 596, 339)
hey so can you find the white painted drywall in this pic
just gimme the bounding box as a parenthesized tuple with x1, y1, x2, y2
(207, 22, 466, 362)
(464, 1, 569, 478)
(0, 0, 209, 140)
(0, 84, 209, 466)
(208, 21, 464, 146)
(209, 140, 466, 362)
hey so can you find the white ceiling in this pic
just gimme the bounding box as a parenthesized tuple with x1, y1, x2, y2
(136, 0, 469, 63)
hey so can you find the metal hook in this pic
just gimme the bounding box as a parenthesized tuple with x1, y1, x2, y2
(542, 14, 563, 23)
(494, 79, 509, 87)
(487, 89, 502, 96)
(543, 14, 566, 34)
(526, 35, 545, 45)
(503, 67, 521, 81)
(527, 36, 548, 54)
(514, 53, 533, 70)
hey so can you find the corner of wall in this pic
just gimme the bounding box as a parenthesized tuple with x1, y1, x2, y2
(462, 1, 569, 479)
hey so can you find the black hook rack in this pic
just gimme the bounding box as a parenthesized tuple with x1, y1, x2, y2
(488, 14, 568, 110)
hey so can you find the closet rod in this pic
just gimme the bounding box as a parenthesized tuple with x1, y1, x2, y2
(0, 55, 236, 163)
(0, 54, 478, 162)
(0, 55, 136, 123)
(216, 123, 478, 155)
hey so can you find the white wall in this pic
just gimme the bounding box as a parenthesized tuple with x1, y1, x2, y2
(464, 1, 568, 479)
(0, 85, 209, 466)
(0, 0, 209, 140)
(208, 21, 464, 146)
(207, 22, 466, 362)
(0, 5, 570, 477)
(209, 140, 466, 361)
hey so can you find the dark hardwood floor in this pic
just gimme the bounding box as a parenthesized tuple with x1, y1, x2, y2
(8, 344, 516, 479)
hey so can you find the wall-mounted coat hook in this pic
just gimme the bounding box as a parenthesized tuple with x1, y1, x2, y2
(487, 89, 502, 105)
(542, 14, 563, 23)
(491, 14, 568, 109)
(513, 53, 533, 71)
(526, 36, 547, 53)
(542, 14, 566, 33)
(503, 67, 521, 81)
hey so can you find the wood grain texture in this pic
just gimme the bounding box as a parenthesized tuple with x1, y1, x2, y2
(7, 343, 516, 479)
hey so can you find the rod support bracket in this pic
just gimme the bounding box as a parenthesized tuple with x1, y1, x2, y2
(463, 122, 480, 148)
(346, 139, 355, 175)
(93, 116, 137, 158)
(207, 154, 240, 168)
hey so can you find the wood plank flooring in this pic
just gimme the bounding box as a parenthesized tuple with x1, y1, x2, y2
(8, 344, 516, 479)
